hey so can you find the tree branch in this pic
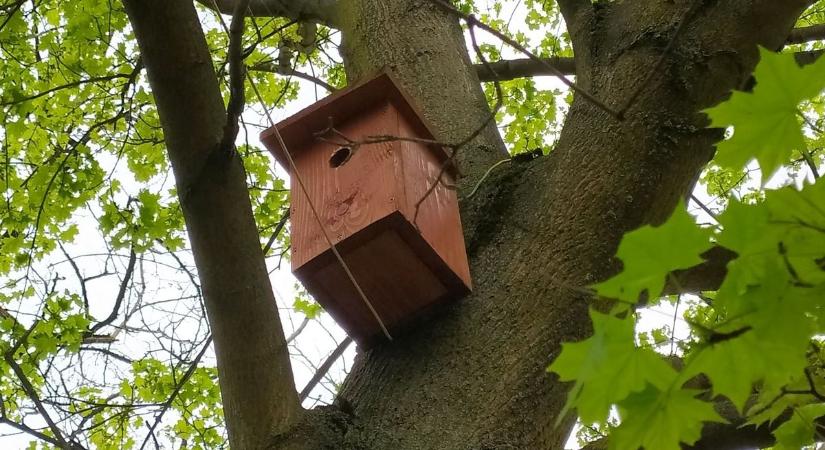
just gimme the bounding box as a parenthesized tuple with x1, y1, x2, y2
(218, 0, 250, 155)
(194, 0, 338, 28)
(299, 337, 352, 401)
(5, 334, 73, 449)
(138, 336, 213, 450)
(123, 1, 302, 446)
(788, 23, 825, 44)
(88, 249, 136, 334)
(663, 246, 737, 295)
(473, 48, 822, 82)
(475, 57, 575, 81)
(796, 48, 824, 66)
(249, 62, 336, 91)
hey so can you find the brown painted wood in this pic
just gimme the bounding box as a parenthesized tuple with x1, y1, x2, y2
(260, 73, 471, 345)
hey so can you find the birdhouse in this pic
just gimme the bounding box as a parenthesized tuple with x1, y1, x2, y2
(260, 72, 471, 345)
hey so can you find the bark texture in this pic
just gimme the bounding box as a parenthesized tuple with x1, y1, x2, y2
(124, 0, 817, 448)
(277, 1, 813, 449)
(122, 2, 301, 448)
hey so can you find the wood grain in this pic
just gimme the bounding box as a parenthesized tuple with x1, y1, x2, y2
(260, 72, 472, 344)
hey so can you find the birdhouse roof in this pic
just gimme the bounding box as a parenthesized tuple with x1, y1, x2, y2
(259, 71, 456, 176)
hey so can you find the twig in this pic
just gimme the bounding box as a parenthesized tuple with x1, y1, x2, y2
(0, 73, 132, 107)
(285, 316, 310, 344)
(249, 62, 336, 92)
(298, 337, 352, 401)
(463, 158, 512, 200)
(689, 194, 719, 222)
(89, 248, 137, 334)
(138, 336, 213, 450)
(262, 209, 289, 255)
(669, 294, 681, 356)
(79, 346, 133, 364)
(58, 243, 89, 312)
(218, 0, 252, 155)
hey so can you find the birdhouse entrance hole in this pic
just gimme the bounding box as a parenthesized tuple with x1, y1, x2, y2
(329, 146, 352, 168)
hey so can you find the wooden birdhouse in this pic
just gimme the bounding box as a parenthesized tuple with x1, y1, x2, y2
(260, 72, 471, 345)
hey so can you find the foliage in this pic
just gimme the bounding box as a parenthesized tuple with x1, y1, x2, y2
(1, 0, 824, 448)
(551, 48, 825, 450)
(0, 1, 302, 447)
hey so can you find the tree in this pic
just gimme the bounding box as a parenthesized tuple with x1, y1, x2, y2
(1, 0, 824, 449)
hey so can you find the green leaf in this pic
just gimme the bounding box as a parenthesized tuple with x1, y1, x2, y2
(548, 310, 676, 423)
(595, 202, 713, 303)
(610, 386, 724, 450)
(705, 48, 825, 179)
(773, 403, 825, 450)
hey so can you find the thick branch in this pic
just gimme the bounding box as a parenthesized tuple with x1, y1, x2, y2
(788, 23, 825, 44)
(122, 1, 301, 447)
(194, 0, 338, 27)
(796, 48, 824, 66)
(664, 246, 737, 295)
(475, 57, 576, 81)
(474, 48, 821, 81)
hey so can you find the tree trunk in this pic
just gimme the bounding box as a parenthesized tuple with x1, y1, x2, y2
(124, 0, 814, 448)
(278, 1, 811, 449)
(122, 2, 301, 448)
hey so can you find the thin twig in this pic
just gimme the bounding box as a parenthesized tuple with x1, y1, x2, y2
(138, 336, 213, 450)
(249, 62, 336, 92)
(299, 337, 352, 401)
(262, 209, 289, 255)
(689, 194, 719, 222)
(463, 158, 511, 200)
(58, 243, 89, 312)
(89, 248, 137, 334)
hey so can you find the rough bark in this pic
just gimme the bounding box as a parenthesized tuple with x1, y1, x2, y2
(122, 1, 301, 448)
(194, 0, 338, 26)
(125, 0, 818, 448)
(336, 0, 508, 188)
(274, 1, 813, 449)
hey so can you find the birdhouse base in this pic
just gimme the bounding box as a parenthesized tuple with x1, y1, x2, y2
(294, 211, 471, 345)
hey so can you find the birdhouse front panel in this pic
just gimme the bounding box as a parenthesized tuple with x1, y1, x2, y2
(260, 72, 472, 344)
(289, 102, 402, 269)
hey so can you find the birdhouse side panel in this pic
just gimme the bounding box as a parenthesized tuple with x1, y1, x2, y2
(290, 102, 404, 270)
(395, 114, 472, 291)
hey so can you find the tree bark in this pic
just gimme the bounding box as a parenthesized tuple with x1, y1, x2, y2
(275, 1, 812, 449)
(125, 0, 818, 448)
(122, 1, 301, 448)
